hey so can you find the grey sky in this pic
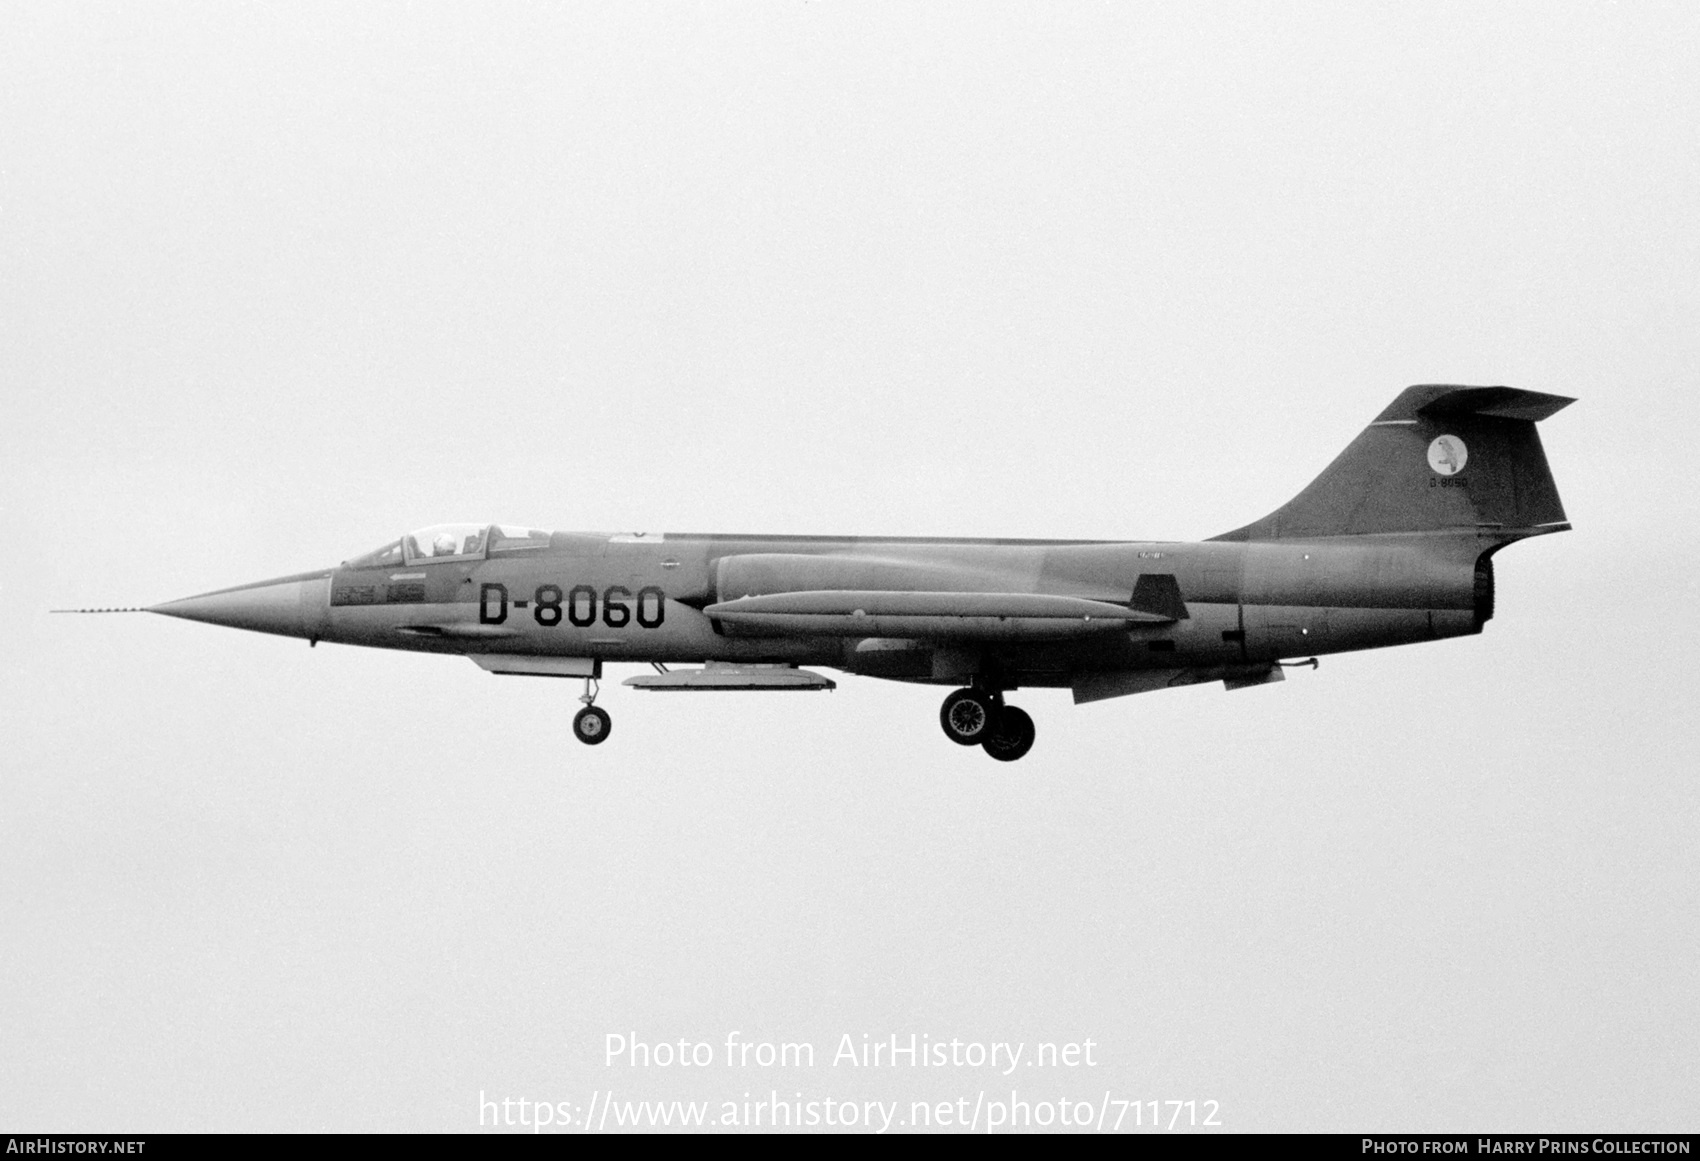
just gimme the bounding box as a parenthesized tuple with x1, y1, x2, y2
(3, 1, 1697, 1132)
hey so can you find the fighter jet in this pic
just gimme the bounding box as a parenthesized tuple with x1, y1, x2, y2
(70, 385, 1572, 761)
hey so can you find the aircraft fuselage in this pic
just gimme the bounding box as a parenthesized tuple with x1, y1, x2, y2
(127, 384, 1574, 759)
(201, 529, 1501, 690)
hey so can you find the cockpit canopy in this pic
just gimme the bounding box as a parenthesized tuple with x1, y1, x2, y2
(344, 524, 553, 569)
(408, 522, 487, 561)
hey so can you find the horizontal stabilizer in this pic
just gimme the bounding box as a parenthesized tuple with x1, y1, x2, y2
(624, 663, 836, 691)
(1412, 386, 1575, 423)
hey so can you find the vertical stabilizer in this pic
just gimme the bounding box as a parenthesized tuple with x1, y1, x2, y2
(1212, 385, 1573, 541)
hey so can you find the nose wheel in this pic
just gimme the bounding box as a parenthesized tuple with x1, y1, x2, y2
(573, 678, 611, 745)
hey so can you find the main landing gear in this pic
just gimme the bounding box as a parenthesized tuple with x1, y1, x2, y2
(939, 687, 1036, 762)
(572, 677, 611, 745)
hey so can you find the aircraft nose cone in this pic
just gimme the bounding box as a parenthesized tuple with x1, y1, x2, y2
(151, 571, 332, 639)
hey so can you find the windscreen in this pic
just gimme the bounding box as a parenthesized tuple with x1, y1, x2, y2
(345, 540, 404, 569)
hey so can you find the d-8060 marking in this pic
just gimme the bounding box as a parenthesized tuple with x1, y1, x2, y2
(479, 583, 666, 629)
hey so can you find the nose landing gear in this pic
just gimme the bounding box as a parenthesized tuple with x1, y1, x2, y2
(572, 677, 611, 745)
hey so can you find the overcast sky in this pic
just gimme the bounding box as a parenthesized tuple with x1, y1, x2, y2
(3, 1, 1697, 1133)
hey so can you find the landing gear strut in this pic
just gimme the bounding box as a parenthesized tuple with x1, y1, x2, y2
(572, 677, 611, 745)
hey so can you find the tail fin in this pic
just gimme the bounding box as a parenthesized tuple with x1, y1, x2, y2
(1213, 385, 1574, 541)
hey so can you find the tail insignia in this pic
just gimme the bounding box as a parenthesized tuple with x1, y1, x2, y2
(1428, 435, 1468, 476)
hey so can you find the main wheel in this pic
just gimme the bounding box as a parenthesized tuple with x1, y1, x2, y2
(939, 688, 999, 745)
(982, 705, 1036, 762)
(572, 705, 612, 745)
